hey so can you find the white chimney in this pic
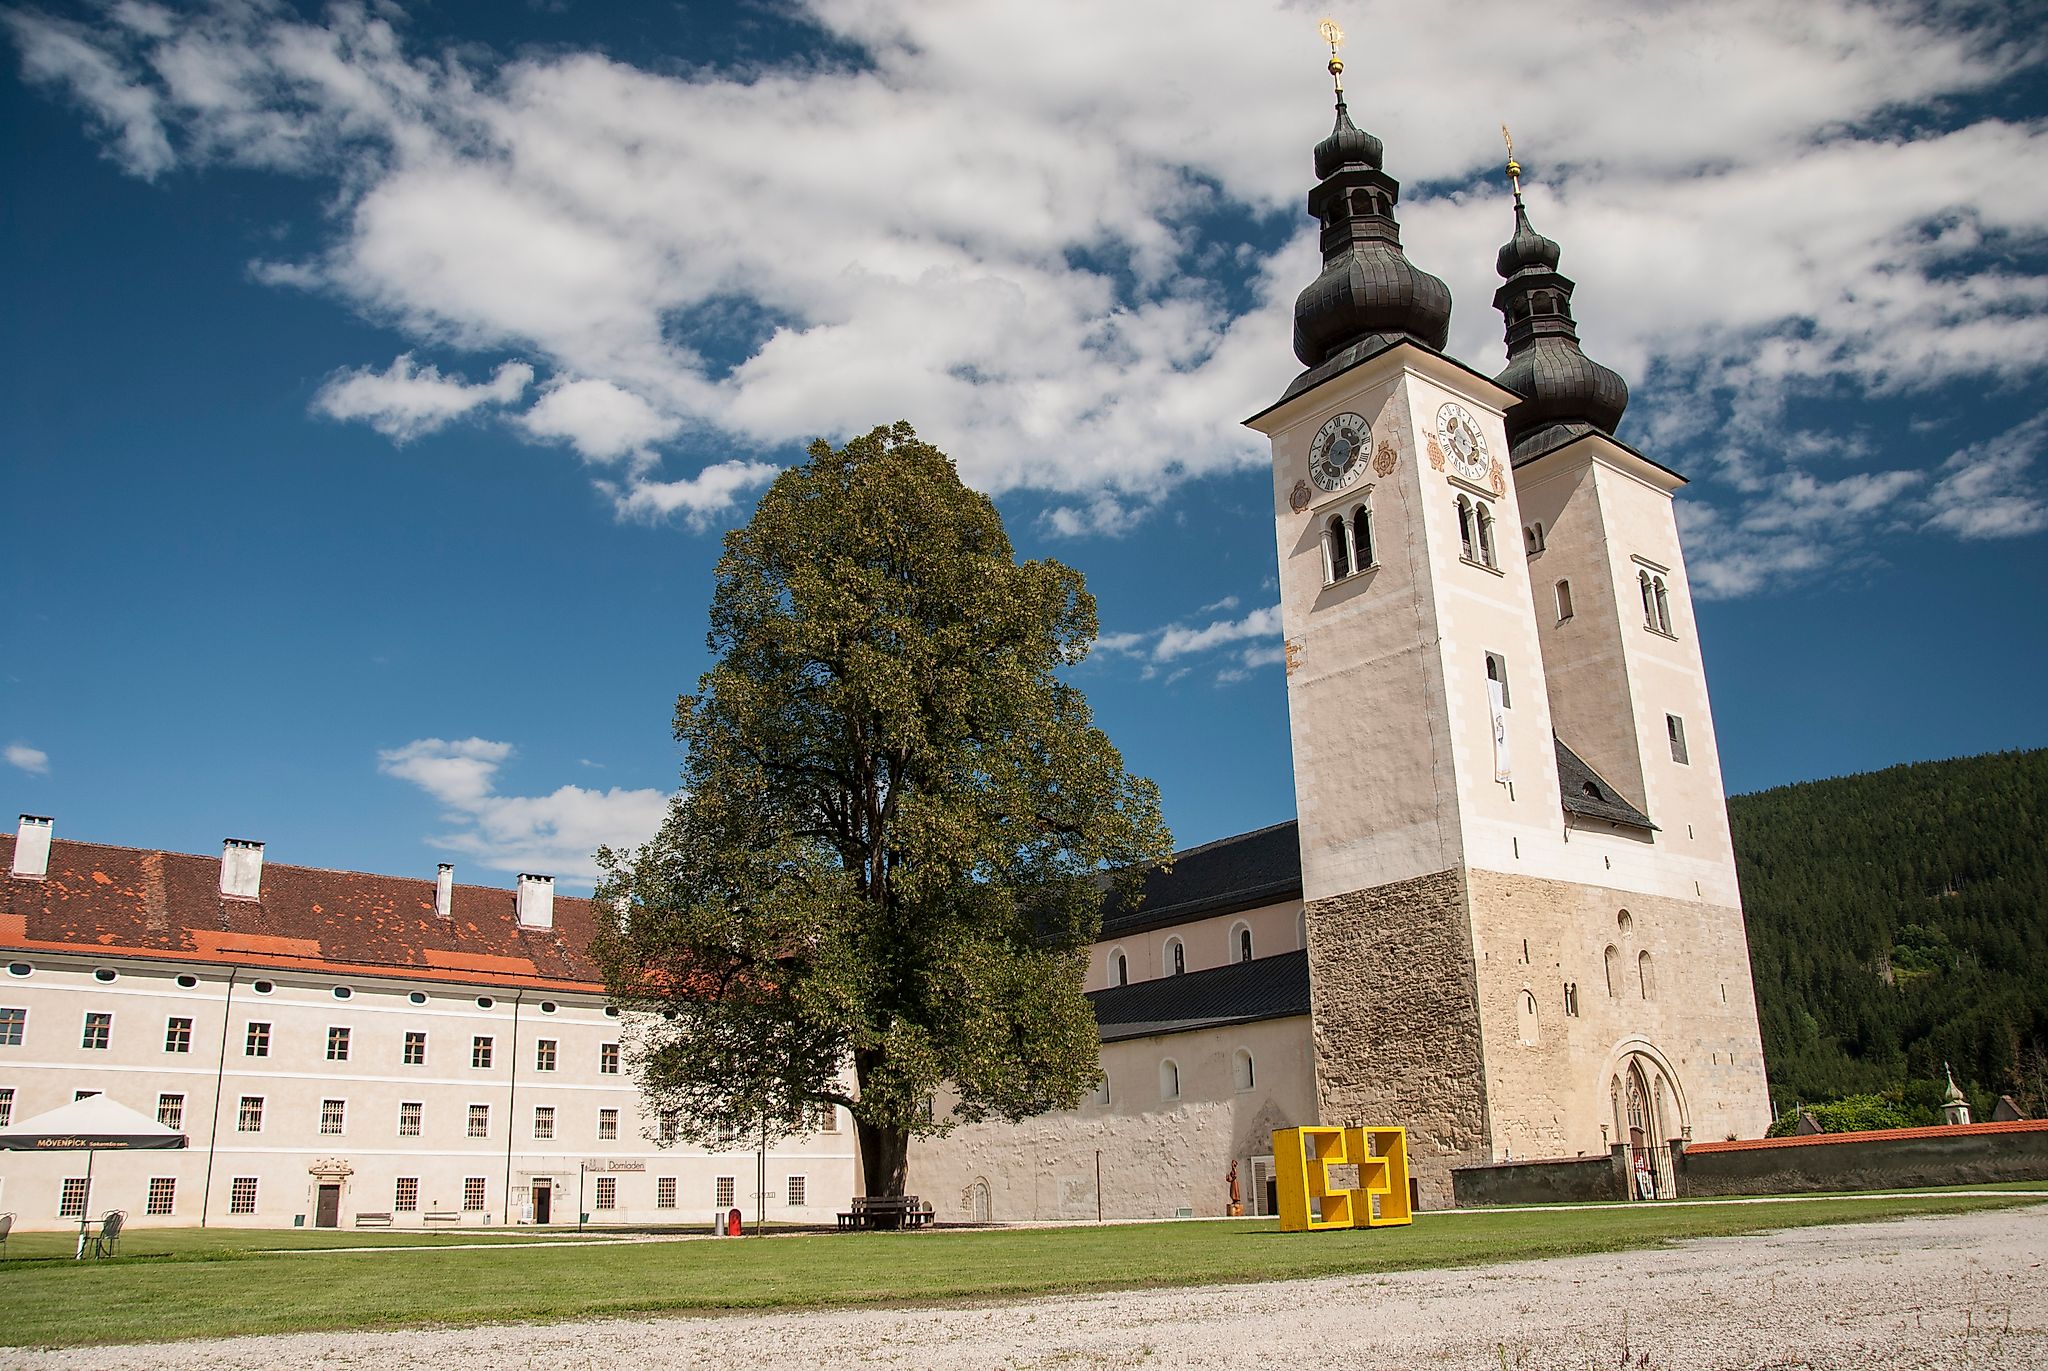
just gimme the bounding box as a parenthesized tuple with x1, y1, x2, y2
(516, 873, 555, 929)
(435, 864, 454, 919)
(11, 815, 52, 880)
(220, 839, 264, 900)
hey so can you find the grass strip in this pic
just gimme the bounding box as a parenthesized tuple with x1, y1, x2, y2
(0, 1190, 2037, 1349)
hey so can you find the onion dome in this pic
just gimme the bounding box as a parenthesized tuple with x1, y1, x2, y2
(1491, 151, 1628, 462)
(1290, 92, 1453, 373)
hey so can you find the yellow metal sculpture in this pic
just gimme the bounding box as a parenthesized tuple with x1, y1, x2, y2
(1272, 1125, 1413, 1231)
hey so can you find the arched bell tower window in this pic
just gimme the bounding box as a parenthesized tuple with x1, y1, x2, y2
(1476, 504, 1498, 568)
(1165, 937, 1185, 977)
(1230, 921, 1254, 964)
(1351, 500, 1374, 569)
(1456, 496, 1476, 561)
(1323, 512, 1352, 582)
(1640, 571, 1674, 635)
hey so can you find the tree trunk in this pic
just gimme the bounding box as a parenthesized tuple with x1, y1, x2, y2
(854, 1116, 910, 1198)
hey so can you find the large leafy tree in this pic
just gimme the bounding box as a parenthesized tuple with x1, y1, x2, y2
(594, 422, 1171, 1197)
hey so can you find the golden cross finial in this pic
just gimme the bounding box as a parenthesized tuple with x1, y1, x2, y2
(1501, 123, 1523, 200)
(1319, 18, 1345, 94)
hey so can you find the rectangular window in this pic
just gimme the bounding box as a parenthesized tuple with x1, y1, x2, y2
(1555, 579, 1574, 621)
(815, 1102, 839, 1134)
(463, 1177, 486, 1211)
(467, 1103, 489, 1137)
(320, 1098, 346, 1135)
(403, 1031, 427, 1066)
(1667, 714, 1690, 765)
(245, 1021, 270, 1057)
(713, 1120, 736, 1147)
(0, 1006, 25, 1046)
(533, 1105, 554, 1140)
(81, 1011, 112, 1050)
(326, 1026, 350, 1061)
(394, 1177, 420, 1212)
(229, 1177, 258, 1214)
(157, 1092, 185, 1130)
(599, 1042, 620, 1075)
(146, 1176, 177, 1216)
(238, 1095, 264, 1132)
(164, 1016, 193, 1053)
(786, 1175, 807, 1206)
(656, 1177, 677, 1209)
(598, 1107, 619, 1141)
(594, 1175, 617, 1210)
(661, 1111, 682, 1146)
(715, 1176, 735, 1209)
(471, 1036, 493, 1069)
(533, 1038, 558, 1072)
(60, 1177, 90, 1218)
(398, 1101, 423, 1137)
(0, 1086, 12, 1126)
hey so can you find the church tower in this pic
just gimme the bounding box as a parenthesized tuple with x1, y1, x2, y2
(1245, 38, 1770, 1202)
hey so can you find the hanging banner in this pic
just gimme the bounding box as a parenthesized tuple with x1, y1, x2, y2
(1488, 678, 1512, 783)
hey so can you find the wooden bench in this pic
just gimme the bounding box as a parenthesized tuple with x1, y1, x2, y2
(422, 1211, 462, 1225)
(836, 1195, 934, 1231)
(354, 1212, 393, 1228)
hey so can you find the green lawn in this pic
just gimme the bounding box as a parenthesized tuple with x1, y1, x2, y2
(0, 1190, 2039, 1349)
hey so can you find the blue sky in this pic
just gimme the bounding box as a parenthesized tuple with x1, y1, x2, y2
(4, 0, 2045, 887)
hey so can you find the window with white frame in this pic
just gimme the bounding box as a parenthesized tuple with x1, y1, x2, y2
(656, 1176, 677, 1209)
(146, 1176, 176, 1216)
(229, 1177, 258, 1214)
(0, 1086, 12, 1126)
(787, 1175, 808, 1206)
(1639, 569, 1675, 635)
(59, 1177, 90, 1218)
(715, 1176, 736, 1209)
(467, 1103, 489, 1137)
(81, 1011, 111, 1050)
(1233, 1048, 1255, 1092)
(394, 1177, 420, 1212)
(471, 1036, 493, 1069)
(0, 1006, 23, 1046)
(399, 1101, 423, 1136)
(237, 1095, 264, 1132)
(534, 1106, 555, 1140)
(535, 1039, 557, 1072)
(1667, 714, 1689, 765)
(1112, 949, 1128, 987)
(1159, 1058, 1181, 1101)
(594, 1175, 617, 1210)
(600, 1042, 620, 1074)
(403, 1031, 427, 1065)
(813, 1101, 839, 1133)
(326, 1026, 350, 1061)
(245, 1021, 270, 1057)
(666, 1112, 685, 1146)
(599, 1107, 619, 1140)
(164, 1016, 193, 1053)
(157, 1092, 184, 1129)
(320, 1098, 346, 1135)
(1232, 923, 1253, 963)
(463, 1177, 486, 1211)
(1165, 937, 1185, 977)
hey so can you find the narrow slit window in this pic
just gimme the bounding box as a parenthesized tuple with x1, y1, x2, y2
(1485, 652, 1512, 708)
(1325, 513, 1352, 582)
(1457, 496, 1476, 561)
(1555, 579, 1573, 621)
(1351, 502, 1374, 567)
(1667, 714, 1689, 765)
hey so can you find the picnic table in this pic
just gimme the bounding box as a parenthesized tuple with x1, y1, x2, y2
(836, 1195, 935, 1231)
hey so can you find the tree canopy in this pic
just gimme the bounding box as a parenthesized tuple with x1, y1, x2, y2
(593, 422, 1172, 1196)
(1733, 748, 2048, 1121)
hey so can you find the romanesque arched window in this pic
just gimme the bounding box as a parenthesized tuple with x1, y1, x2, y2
(1230, 922, 1253, 963)
(1476, 504, 1498, 568)
(1638, 950, 1657, 1001)
(1350, 500, 1374, 568)
(1604, 944, 1621, 997)
(1456, 495, 1476, 561)
(1165, 937, 1185, 977)
(1323, 512, 1352, 583)
(1518, 990, 1540, 1046)
(1233, 1048, 1255, 1091)
(1160, 1058, 1181, 1101)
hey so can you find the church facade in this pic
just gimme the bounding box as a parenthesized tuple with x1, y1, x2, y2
(908, 69, 1771, 1216)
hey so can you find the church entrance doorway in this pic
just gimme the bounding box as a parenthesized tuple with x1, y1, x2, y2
(315, 1184, 341, 1228)
(533, 1181, 552, 1224)
(968, 1179, 991, 1223)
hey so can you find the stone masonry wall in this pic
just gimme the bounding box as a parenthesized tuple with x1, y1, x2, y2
(1307, 867, 1492, 1207)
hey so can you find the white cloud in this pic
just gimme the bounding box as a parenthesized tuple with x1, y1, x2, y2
(1924, 413, 2048, 541)
(1096, 605, 1285, 678)
(376, 736, 669, 881)
(8, 0, 2046, 577)
(1154, 604, 1283, 661)
(6, 742, 50, 777)
(313, 354, 532, 441)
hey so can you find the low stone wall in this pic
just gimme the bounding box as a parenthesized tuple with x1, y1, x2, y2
(1450, 1153, 1623, 1207)
(1673, 1119, 2048, 1196)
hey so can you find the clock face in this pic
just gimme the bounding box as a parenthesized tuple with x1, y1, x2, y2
(1309, 412, 1371, 493)
(1436, 402, 1489, 481)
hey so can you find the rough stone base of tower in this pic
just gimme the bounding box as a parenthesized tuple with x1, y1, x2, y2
(1306, 868, 1493, 1207)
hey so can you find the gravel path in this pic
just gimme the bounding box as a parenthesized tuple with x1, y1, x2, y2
(11, 1206, 2044, 1370)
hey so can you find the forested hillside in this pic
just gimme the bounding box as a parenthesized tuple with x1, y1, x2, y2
(1731, 749, 2047, 1120)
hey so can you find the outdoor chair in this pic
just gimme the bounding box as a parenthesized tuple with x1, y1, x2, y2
(89, 1210, 124, 1259)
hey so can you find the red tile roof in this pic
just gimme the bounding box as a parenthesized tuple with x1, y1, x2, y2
(1, 834, 602, 993)
(1685, 1119, 2048, 1153)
